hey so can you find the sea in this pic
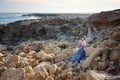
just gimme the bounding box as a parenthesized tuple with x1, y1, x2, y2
(0, 13, 38, 24)
(0, 13, 91, 24)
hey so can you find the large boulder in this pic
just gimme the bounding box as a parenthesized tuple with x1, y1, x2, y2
(24, 65, 35, 79)
(41, 53, 54, 61)
(0, 66, 7, 75)
(110, 46, 120, 62)
(102, 39, 118, 48)
(36, 50, 54, 61)
(49, 64, 58, 75)
(62, 49, 73, 56)
(22, 46, 30, 53)
(52, 47, 61, 55)
(36, 50, 46, 59)
(82, 47, 102, 69)
(30, 41, 42, 52)
(80, 70, 107, 80)
(4, 55, 21, 67)
(1, 68, 25, 80)
(33, 66, 49, 80)
(33, 62, 51, 72)
(85, 47, 96, 56)
(26, 58, 38, 67)
(0, 53, 4, 58)
(54, 54, 68, 63)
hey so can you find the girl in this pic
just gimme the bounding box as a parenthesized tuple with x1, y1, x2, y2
(69, 36, 87, 64)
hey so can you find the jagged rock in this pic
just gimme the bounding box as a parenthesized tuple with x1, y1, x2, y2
(89, 9, 120, 27)
(111, 26, 120, 41)
(97, 61, 109, 70)
(4, 55, 21, 66)
(36, 50, 46, 59)
(110, 46, 120, 62)
(95, 57, 101, 62)
(0, 61, 4, 65)
(52, 47, 61, 55)
(16, 57, 30, 68)
(0, 44, 6, 52)
(33, 66, 49, 79)
(86, 70, 108, 80)
(57, 62, 66, 73)
(7, 63, 16, 68)
(0, 66, 7, 75)
(86, 9, 120, 43)
(30, 41, 42, 52)
(0, 57, 4, 62)
(28, 50, 36, 55)
(82, 47, 102, 69)
(27, 59, 38, 67)
(62, 67, 73, 73)
(85, 47, 96, 56)
(101, 47, 110, 55)
(24, 65, 35, 79)
(0, 53, 3, 57)
(62, 48, 73, 56)
(49, 64, 58, 75)
(56, 41, 70, 49)
(45, 45, 55, 54)
(66, 71, 73, 79)
(41, 53, 54, 61)
(101, 54, 107, 62)
(54, 54, 68, 63)
(0, 16, 84, 44)
(33, 62, 51, 72)
(22, 46, 30, 53)
(46, 76, 54, 80)
(18, 52, 26, 57)
(102, 39, 118, 48)
(58, 72, 68, 79)
(80, 73, 89, 80)
(1, 68, 25, 80)
(30, 72, 45, 80)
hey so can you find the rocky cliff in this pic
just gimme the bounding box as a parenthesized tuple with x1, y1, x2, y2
(87, 9, 120, 42)
(0, 17, 86, 45)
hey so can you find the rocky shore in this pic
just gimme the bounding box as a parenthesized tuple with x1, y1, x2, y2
(0, 9, 120, 80)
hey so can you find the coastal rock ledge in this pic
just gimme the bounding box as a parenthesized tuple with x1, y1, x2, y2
(0, 9, 120, 80)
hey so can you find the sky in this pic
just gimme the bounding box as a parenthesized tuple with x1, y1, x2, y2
(0, 0, 120, 13)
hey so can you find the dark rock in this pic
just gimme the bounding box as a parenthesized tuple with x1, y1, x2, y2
(89, 9, 120, 27)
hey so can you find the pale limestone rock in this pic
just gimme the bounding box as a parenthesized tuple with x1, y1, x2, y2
(27, 59, 38, 67)
(85, 47, 96, 56)
(62, 48, 73, 56)
(33, 66, 49, 79)
(24, 65, 35, 79)
(82, 47, 102, 69)
(41, 53, 54, 61)
(36, 50, 46, 59)
(46, 76, 54, 80)
(0, 53, 3, 58)
(33, 62, 51, 73)
(49, 64, 57, 75)
(54, 54, 68, 62)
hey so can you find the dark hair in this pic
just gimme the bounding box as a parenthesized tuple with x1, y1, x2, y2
(81, 36, 86, 40)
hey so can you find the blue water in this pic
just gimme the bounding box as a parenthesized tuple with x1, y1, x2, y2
(0, 13, 38, 24)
